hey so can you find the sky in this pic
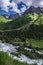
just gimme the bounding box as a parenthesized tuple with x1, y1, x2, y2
(0, 0, 43, 14)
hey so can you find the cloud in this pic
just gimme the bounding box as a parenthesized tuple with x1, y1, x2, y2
(32, 0, 43, 7)
(39, 0, 43, 7)
(0, 0, 10, 12)
(20, 5, 27, 13)
(10, 2, 21, 14)
(0, 0, 21, 14)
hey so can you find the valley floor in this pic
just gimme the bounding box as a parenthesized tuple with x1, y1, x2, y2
(0, 40, 43, 65)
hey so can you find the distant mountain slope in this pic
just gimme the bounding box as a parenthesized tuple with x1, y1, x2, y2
(8, 13, 20, 20)
(23, 6, 43, 15)
(1, 13, 20, 20)
(0, 6, 43, 20)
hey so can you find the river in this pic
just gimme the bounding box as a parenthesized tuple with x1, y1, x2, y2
(0, 40, 43, 65)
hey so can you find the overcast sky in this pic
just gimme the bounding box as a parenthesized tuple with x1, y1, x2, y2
(0, 0, 43, 14)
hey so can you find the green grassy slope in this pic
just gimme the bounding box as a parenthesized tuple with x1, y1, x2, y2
(0, 52, 36, 65)
(0, 15, 7, 23)
(0, 15, 12, 23)
(34, 15, 43, 25)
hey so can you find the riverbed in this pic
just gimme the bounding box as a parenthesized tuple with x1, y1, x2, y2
(0, 40, 43, 65)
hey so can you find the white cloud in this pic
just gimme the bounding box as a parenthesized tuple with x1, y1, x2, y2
(39, 0, 43, 7)
(21, 5, 27, 12)
(32, 0, 43, 7)
(0, 0, 10, 12)
(0, 0, 21, 14)
(27, 0, 33, 7)
(10, 2, 21, 14)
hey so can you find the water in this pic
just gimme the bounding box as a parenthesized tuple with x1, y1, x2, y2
(0, 40, 43, 65)
(0, 40, 19, 53)
(24, 47, 43, 55)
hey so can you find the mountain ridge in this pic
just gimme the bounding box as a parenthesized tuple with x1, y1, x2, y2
(23, 6, 43, 15)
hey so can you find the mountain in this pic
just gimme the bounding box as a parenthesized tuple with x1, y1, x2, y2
(23, 6, 43, 15)
(8, 13, 20, 19)
(1, 13, 20, 20)
(36, 7, 43, 14)
(0, 0, 43, 16)
(8, 6, 43, 19)
(0, 10, 20, 19)
(0, 6, 43, 20)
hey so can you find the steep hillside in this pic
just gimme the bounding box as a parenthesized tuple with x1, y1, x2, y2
(0, 14, 43, 31)
(0, 14, 34, 30)
(0, 14, 43, 47)
(34, 15, 43, 25)
(23, 6, 43, 15)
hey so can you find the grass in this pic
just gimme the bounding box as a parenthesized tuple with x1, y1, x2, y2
(9, 38, 43, 49)
(0, 52, 36, 65)
(1, 37, 43, 49)
(0, 15, 12, 23)
(34, 15, 43, 25)
(29, 39, 43, 48)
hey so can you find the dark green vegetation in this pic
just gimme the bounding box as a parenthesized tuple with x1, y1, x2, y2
(0, 13, 43, 64)
(0, 14, 34, 30)
(0, 14, 43, 49)
(0, 52, 36, 65)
